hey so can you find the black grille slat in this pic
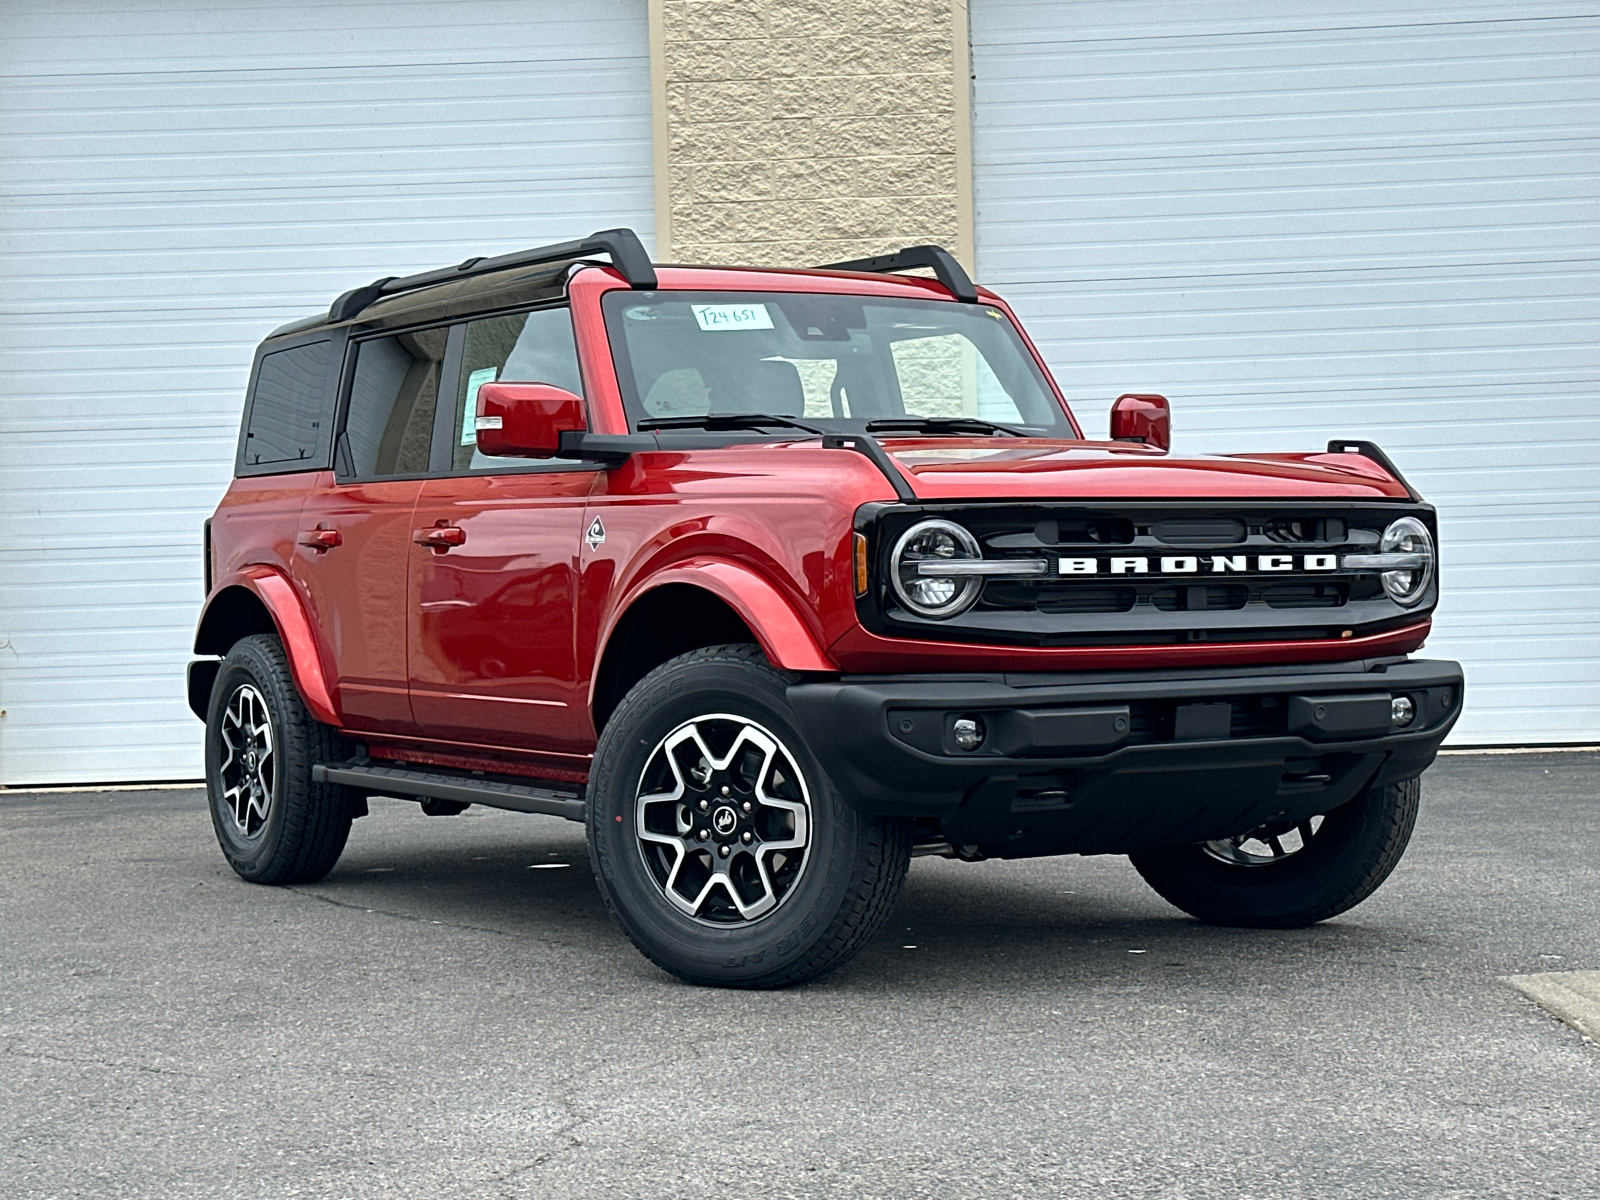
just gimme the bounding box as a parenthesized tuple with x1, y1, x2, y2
(1148, 585, 1250, 612)
(1036, 587, 1136, 614)
(1265, 517, 1348, 543)
(1036, 517, 1134, 545)
(1263, 583, 1347, 609)
(1152, 517, 1246, 544)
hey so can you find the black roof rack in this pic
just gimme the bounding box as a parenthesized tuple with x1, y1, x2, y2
(328, 227, 657, 322)
(816, 244, 979, 303)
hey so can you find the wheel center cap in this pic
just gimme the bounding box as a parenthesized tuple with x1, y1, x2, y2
(711, 805, 739, 837)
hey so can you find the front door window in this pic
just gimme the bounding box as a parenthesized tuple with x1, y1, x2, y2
(445, 307, 586, 474)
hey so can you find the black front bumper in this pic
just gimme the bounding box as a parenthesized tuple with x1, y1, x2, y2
(788, 657, 1463, 858)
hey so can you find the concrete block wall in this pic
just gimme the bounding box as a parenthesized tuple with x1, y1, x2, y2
(651, 0, 973, 268)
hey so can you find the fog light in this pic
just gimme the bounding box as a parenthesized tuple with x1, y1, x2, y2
(952, 716, 986, 751)
(1391, 695, 1416, 728)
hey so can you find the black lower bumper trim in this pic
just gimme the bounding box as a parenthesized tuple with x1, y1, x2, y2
(788, 657, 1462, 857)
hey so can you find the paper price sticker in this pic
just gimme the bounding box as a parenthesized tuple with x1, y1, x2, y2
(461, 367, 499, 445)
(691, 303, 774, 332)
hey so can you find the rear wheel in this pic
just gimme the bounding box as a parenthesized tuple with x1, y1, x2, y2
(1129, 775, 1421, 928)
(586, 644, 911, 988)
(204, 633, 355, 885)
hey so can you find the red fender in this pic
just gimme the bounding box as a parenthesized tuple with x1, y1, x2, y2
(600, 558, 837, 683)
(203, 566, 341, 727)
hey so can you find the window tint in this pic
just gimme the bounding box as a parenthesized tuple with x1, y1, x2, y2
(243, 340, 335, 468)
(343, 328, 448, 478)
(448, 307, 583, 473)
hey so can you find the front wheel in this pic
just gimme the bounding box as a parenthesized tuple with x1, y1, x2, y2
(586, 645, 911, 988)
(1129, 775, 1422, 928)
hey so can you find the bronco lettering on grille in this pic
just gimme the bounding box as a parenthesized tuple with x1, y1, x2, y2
(1058, 555, 1340, 576)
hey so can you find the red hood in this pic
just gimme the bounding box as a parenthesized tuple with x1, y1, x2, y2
(876, 438, 1410, 500)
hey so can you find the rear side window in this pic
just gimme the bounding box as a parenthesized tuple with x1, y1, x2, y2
(243, 340, 335, 469)
(343, 328, 449, 478)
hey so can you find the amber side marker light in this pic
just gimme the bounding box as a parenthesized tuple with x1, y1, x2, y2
(853, 533, 870, 597)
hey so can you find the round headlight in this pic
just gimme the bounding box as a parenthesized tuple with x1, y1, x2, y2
(1379, 516, 1435, 606)
(890, 519, 983, 618)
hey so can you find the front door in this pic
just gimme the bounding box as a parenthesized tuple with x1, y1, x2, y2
(293, 324, 449, 735)
(407, 306, 599, 757)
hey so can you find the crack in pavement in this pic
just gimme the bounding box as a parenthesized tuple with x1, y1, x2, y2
(282, 887, 527, 939)
(4, 1043, 210, 1081)
(479, 1090, 596, 1192)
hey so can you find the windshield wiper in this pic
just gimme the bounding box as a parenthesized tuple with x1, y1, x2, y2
(865, 416, 1031, 438)
(637, 413, 826, 435)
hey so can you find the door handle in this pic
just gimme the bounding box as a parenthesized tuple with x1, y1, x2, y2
(298, 528, 342, 551)
(414, 525, 466, 550)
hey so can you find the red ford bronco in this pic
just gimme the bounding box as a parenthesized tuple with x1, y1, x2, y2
(190, 229, 1463, 987)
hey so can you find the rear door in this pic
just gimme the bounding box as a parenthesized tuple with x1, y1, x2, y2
(293, 325, 452, 734)
(408, 306, 600, 758)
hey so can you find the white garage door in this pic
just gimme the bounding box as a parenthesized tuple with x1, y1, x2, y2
(972, 2, 1600, 745)
(0, 0, 654, 785)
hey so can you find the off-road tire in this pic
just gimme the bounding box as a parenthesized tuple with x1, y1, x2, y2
(204, 633, 355, 885)
(586, 644, 912, 988)
(1129, 775, 1421, 928)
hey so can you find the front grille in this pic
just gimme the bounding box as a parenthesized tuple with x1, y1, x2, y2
(974, 506, 1383, 616)
(862, 500, 1437, 649)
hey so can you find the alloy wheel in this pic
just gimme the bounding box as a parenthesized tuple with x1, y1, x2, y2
(634, 713, 812, 925)
(218, 683, 275, 838)
(1202, 814, 1326, 867)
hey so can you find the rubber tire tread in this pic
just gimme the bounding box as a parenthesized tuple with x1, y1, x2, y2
(1128, 775, 1421, 929)
(206, 633, 354, 886)
(587, 643, 912, 989)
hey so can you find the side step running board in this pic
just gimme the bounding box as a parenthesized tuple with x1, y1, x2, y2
(312, 762, 586, 823)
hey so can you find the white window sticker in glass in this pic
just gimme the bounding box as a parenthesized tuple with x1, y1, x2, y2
(691, 303, 774, 332)
(460, 367, 499, 445)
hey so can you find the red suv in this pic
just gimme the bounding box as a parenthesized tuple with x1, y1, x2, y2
(190, 229, 1463, 987)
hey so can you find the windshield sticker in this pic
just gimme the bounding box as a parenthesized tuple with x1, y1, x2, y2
(691, 303, 774, 332)
(461, 367, 498, 445)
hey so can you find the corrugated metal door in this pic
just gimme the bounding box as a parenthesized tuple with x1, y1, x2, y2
(970, 1, 1600, 745)
(0, 0, 655, 785)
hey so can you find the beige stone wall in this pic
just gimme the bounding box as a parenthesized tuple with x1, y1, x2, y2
(650, 0, 972, 270)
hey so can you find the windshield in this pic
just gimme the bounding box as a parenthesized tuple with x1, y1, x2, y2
(602, 291, 1075, 436)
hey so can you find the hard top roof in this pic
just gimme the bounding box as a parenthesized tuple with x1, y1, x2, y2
(264, 230, 977, 342)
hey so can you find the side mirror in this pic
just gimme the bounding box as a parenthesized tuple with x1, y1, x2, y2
(475, 382, 587, 458)
(1109, 393, 1171, 452)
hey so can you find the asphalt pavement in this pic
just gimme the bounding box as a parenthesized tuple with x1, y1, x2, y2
(2, 751, 1597, 1199)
